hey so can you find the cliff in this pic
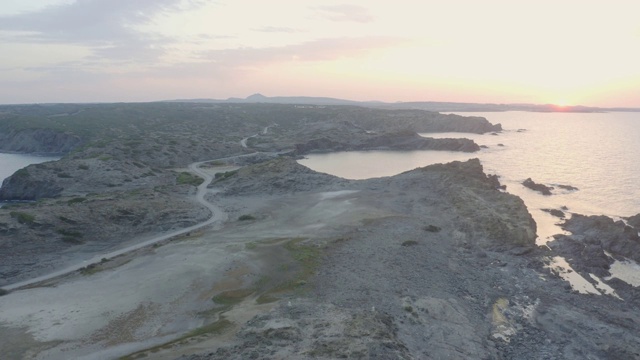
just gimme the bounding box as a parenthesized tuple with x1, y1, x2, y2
(0, 128, 82, 154)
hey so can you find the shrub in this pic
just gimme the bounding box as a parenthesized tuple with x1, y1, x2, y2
(214, 170, 238, 180)
(78, 164, 89, 170)
(423, 225, 442, 232)
(401, 240, 419, 247)
(176, 172, 204, 186)
(238, 214, 256, 221)
(57, 229, 83, 238)
(14, 168, 30, 178)
(10, 211, 35, 225)
(67, 197, 86, 205)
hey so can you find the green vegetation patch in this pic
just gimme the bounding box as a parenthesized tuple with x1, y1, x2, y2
(176, 172, 204, 186)
(256, 238, 321, 303)
(212, 289, 254, 306)
(14, 168, 29, 178)
(67, 197, 86, 205)
(214, 169, 237, 181)
(10, 211, 35, 225)
(238, 214, 256, 221)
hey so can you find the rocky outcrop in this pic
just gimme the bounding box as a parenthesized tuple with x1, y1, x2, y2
(0, 158, 177, 201)
(183, 301, 412, 360)
(542, 208, 566, 218)
(339, 109, 502, 134)
(0, 129, 82, 154)
(522, 178, 553, 195)
(215, 157, 351, 196)
(548, 214, 640, 276)
(625, 213, 640, 229)
(294, 130, 480, 154)
(0, 175, 63, 200)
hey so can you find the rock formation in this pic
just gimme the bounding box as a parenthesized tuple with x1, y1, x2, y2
(522, 178, 553, 195)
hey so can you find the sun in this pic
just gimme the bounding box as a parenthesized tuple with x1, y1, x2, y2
(555, 100, 571, 107)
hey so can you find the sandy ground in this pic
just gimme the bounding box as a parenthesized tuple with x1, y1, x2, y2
(0, 187, 388, 359)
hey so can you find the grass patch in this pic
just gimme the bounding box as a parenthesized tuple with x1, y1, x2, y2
(211, 289, 254, 306)
(256, 238, 320, 303)
(59, 216, 78, 224)
(176, 172, 204, 186)
(214, 169, 237, 181)
(67, 197, 86, 205)
(10, 211, 35, 225)
(80, 263, 100, 275)
(238, 214, 256, 221)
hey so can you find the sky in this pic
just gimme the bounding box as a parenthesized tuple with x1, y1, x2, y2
(0, 0, 639, 107)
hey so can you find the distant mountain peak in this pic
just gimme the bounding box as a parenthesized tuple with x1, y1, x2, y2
(246, 93, 267, 100)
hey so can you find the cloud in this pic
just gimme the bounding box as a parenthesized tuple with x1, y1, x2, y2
(314, 4, 373, 23)
(252, 26, 301, 33)
(0, 0, 205, 61)
(198, 36, 403, 67)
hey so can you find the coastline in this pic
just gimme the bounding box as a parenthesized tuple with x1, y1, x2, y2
(1, 103, 640, 359)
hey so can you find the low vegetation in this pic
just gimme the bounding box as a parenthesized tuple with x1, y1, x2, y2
(9, 211, 35, 225)
(176, 172, 204, 186)
(214, 169, 238, 181)
(238, 214, 256, 221)
(67, 197, 86, 205)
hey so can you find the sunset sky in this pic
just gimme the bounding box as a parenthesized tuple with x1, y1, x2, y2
(1, 0, 639, 106)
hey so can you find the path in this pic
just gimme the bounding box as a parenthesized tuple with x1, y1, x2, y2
(240, 125, 276, 148)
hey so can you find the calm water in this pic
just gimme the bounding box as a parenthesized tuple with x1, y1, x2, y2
(299, 111, 640, 242)
(0, 153, 60, 206)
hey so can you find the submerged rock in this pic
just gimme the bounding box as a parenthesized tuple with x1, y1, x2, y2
(522, 178, 553, 195)
(542, 208, 566, 218)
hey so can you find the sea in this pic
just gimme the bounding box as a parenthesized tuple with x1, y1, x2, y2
(298, 111, 640, 242)
(0, 153, 60, 207)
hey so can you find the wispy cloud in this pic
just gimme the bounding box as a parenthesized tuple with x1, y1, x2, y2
(252, 26, 301, 33)
(0, 0, 205, 61)
(314, 4, 373, 23)
(199, 36, 402, 67)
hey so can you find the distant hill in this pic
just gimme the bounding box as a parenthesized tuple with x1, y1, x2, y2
(164, 94, 640, 113)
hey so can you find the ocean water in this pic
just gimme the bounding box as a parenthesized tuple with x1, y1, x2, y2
(298, 111, 640, 242)
(0, 153, 60, 205)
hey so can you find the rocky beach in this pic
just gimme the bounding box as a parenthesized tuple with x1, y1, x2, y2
(0, 103, 639, 359)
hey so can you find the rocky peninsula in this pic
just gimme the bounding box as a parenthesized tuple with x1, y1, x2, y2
(0, 102, 639, 360)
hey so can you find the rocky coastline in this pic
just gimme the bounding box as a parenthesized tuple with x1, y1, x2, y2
(1, 102, 639, 360)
